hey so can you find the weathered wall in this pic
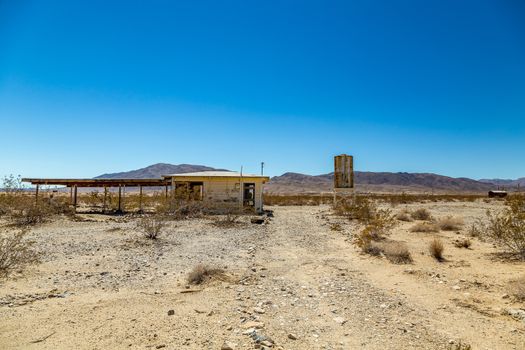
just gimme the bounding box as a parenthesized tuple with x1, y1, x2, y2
(202, 179, 264, 212)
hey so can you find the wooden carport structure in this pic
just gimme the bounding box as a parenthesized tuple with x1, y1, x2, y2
(21, 178, 170, 213)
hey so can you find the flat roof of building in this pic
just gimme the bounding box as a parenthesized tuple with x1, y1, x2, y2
(21, 178, 169, 187)
(163, 171, 269, 181)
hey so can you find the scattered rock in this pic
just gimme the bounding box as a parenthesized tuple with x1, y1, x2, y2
(221, 341, 235, 350)
(253, 307, 265, 314)
(333, 316, 347, 325)
(243, 321, 264, 329)
(506, 308, 525, 322)
(287, 333, 298, 340)
(167, 309, 175, 316)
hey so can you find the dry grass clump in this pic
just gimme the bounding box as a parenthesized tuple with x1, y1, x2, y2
(329, 223, 343, 231)
(438, 216, 464, 231)
(156, 198, 206, 220)
(448, 342, 472, 350)
(410, 222, 439, 233)
(382, 241, 413, 264)
(483, 195, 525, 259)
(396, 209, 413, 222)
(187, 264, 226, 285)
(429, 237, 445, 261)
(453, 238, 472, 249)
(411, 208, 432, 221)
(0, 229, 40, 278)
(212, 213, 241, 228)
(508, 275, 525, 302)
(360, 240, 412, 264)
(137, 215, 166, 239)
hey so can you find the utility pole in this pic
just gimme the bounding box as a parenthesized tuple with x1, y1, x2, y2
(261, 162, 264, 176)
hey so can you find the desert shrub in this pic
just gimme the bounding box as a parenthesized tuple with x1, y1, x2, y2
(410, 222, 439, 233)
(0, 229, 40, 278)
(438, 216, 464, 231)
(334, 195, 376, 222)
(453, 238, 472, 249)
(360, 240, 412, 264)
(484, 195, 525, 259)
(411, 208, 432, 221)
(156, 197, 206, 219)
(396, 209, 413, 222)
(508, 276, 525, 302)
(335, 196, 396, 228)
(382, 241, 413, 264)
(137, 215, 166, 239)
(212, 213, 241, 228)
(467, 221, 483, 238)
(429, 237, 445, 261)
(356, 227, 381, 250)
(187, 264, 225, 285)
(263, 194, 332, 206)
(361, 240, 383, 256)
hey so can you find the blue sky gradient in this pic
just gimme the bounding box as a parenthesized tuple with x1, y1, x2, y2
(1, 0, 524, 179)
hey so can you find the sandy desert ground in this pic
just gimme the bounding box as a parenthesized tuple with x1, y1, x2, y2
(0, 200, 524, 349)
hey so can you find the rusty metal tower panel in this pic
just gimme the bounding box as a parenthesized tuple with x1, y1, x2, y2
(334, 154, 354, 189)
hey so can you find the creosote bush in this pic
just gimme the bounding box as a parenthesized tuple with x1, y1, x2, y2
(338, 196, 397, 252)
(187, 264, 225, 285)
(429, 237, 445, 261)
(137, 215, 166, 239)
(438, 216, 464, 231)
(483, 195, 525, 259)
(410, 222, 439, 233)
(0, 229, 40, 278)
(411, 208, 432, 221)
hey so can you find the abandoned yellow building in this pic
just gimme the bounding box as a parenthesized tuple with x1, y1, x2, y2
(163, 171, 269, 213)
(22, 170, 270, 213)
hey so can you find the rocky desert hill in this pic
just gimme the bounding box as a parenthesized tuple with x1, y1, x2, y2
(95, 163, 226, 179)
(94, 163, 521, 194)
(267, 171, 496, 194)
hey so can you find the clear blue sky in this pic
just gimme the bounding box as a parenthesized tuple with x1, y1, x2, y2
(1, 0, 524, 179)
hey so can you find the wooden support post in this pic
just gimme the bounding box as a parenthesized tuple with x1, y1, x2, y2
(70, 186, 73, 204)
(118, 185, 122, 213)
(165, 184, 168, 199)
(35, 184, 39, 204)
(73, 185, 78, 212)
(139, 185, 143, 212)
(103, 187, 108, 213)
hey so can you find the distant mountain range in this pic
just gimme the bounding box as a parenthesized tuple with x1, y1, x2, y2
(95, 163, 523, 194)
(479, 178, 525, 187)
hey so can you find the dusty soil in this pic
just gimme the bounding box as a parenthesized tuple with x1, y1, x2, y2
(0, 201, 524, 349)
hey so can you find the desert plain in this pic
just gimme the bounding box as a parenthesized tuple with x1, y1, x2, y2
(0, 198, 524, 350)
